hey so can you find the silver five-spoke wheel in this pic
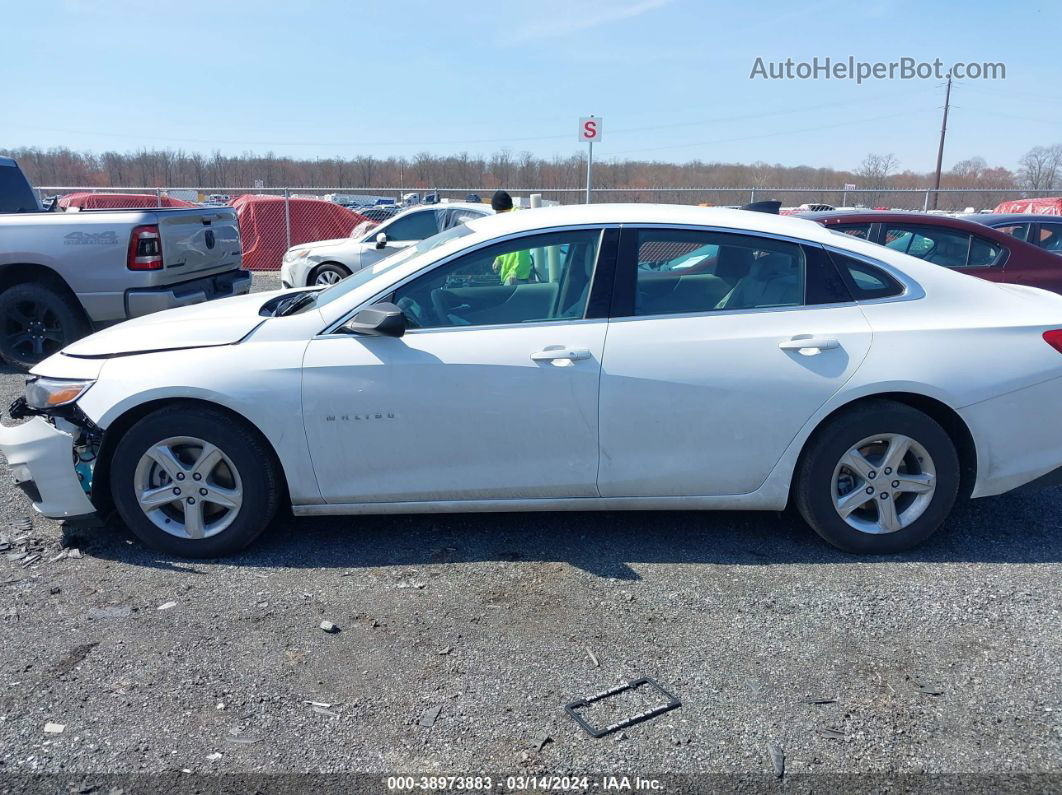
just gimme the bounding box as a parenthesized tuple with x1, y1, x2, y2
(831, 433, 936, 535)
(314, 269, 343, 285)
(133, 436, 243, 540)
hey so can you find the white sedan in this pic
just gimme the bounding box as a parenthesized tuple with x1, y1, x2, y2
(3, 205, 1062, 558)
(280, 201, 492, 287)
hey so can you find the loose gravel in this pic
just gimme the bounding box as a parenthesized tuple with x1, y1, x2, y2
(0, 272, 1059, 783)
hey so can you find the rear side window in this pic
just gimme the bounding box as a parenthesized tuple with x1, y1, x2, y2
(628, 229, 805, 317)
(828, 251, 905, 300)
(884, 224, 1004, 269)
(995, 223, 1030, 242)
(0, 163, 39, 213)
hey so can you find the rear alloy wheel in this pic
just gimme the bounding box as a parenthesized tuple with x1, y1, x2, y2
(111, 408, 280, 557)
(795, 401, 960, 553)
(0, 284, 87, 369)
(311, 262, 350, 286)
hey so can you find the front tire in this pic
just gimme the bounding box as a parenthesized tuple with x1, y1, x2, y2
(310, 262, 351, 286)
(794, 401, 960, 554)
(110, 407, 280, 558)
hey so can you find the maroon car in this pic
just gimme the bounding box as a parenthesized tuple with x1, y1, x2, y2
(799, 211, 1062, 294)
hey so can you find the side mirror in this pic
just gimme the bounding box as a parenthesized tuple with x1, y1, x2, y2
(344, 302, 406, 337)
(375, 231, 388, 249)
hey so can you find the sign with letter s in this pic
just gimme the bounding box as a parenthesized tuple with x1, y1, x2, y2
(579, 117, 602, 143)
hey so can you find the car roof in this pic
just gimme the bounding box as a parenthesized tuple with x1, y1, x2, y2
(959, 212, 1062, 225)
(395, 201, 491, 217)
(0, 156, 16, 168)
(465, 203, 835, 243)
(795, 209, 1014, 233)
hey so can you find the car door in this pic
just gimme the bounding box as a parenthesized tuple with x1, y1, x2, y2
(302, 226, 616, 504)
(597, 226, 873, 497)
(360, 208, 444, 269)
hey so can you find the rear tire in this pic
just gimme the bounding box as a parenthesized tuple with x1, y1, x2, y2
(110, 407, 280, 558)
(0, 283, 88, 369)
(794, 400, 960, 554)
(310, 262, 351, 286)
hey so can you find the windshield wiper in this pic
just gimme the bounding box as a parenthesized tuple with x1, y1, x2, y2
(275, 291, 317, 317)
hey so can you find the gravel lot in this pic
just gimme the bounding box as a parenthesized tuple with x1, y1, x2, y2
(0, 271, 1060, 787)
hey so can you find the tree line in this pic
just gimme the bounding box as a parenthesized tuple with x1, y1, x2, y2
(4, 145, 1061, 210)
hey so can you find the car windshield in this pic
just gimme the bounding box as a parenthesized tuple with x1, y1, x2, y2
(313, 223, 477, 309)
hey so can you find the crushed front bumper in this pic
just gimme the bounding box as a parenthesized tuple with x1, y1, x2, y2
(0, 417, 96, 520)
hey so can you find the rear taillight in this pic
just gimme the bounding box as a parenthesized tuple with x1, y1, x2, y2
(127, 225, 163, 270)
(1044, 330, 1062, 353)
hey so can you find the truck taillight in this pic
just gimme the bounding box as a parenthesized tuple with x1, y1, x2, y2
(127, 225, 163, 270)
(1045, 330, 1062, 354)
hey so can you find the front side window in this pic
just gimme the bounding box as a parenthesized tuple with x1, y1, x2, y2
(631, 229, 805, 317)
(1037, 223, 1062, 253)
(392, 229, 602, 329)
(373, 209, 440, 242)
(884, 224, 1003, 269)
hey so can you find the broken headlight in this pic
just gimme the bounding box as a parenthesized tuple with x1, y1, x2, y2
(24, 377, 94, 410)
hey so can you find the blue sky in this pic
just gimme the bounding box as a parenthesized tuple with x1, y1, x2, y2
(3, 0, 1059, 172)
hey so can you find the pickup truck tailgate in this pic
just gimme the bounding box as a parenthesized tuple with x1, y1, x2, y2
(159, 208, 242, 277)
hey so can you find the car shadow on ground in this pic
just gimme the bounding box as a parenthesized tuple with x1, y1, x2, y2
(80, 487, 1062, 578)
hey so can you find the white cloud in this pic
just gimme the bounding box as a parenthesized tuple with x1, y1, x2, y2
(512, 0, 672, 42)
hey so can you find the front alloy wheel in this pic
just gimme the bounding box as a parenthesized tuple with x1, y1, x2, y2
(111, 407, 280, 557)
(133, 436, 244, 540)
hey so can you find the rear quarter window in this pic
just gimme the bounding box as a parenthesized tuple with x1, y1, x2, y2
(827, 251, 905, 300)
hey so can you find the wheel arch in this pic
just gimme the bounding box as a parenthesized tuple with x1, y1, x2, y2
(791, 391, 978, 503)
(91, 397, 291, 515)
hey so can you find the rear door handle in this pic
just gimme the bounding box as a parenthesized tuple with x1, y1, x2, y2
(530, 347, 592, 362)
(779, 336, 840, 354)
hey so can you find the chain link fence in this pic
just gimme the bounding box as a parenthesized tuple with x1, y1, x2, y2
(35, 185, 1062, 270)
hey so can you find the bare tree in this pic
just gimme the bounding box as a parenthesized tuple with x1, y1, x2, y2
(1017, 145, 1062, 191)
(856, 153, 898, 189)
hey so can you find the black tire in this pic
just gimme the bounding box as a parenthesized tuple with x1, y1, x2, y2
(794, 400, 960, 554)
(0, 283, 89, 369)
(310, 262, 351, 286)
(110, 407, 280, 558)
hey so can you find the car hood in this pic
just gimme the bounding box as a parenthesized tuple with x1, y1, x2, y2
(59, 290, 289, 358)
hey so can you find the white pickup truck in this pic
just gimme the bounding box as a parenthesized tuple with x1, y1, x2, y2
(0, 157, 251, 368)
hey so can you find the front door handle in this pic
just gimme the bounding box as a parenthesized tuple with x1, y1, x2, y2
(779, 336, 840, 355)
(530, 346, 592, 362)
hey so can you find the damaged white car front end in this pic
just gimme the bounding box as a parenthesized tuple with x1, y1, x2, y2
(0, 414, 97, 519)
(0, 371, 104, 520)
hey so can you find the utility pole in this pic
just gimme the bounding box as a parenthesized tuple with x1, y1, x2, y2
(931, 74, 952, 211)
